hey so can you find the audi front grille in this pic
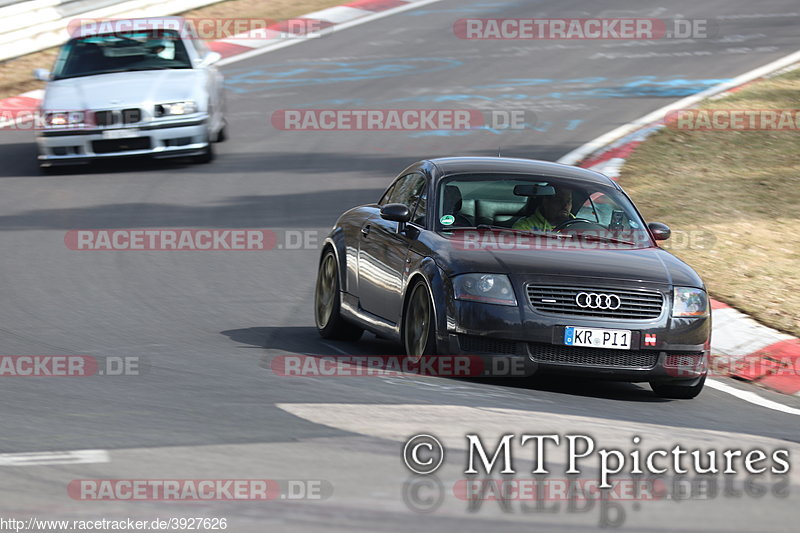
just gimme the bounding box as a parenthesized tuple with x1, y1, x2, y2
(526, 285, 663, 320)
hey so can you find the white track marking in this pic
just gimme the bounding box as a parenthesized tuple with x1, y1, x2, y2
(707, 380, 800, 416)
(0, 449, 109, 466)
(217, 0, 448, 67)
(557, 48, 800, 165)
(303, 6, 375, 24)
(277, 404, 800, 462)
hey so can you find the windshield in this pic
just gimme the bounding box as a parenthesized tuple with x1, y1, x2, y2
(51, 30, 192, 80)
(437, 174, 653, 248)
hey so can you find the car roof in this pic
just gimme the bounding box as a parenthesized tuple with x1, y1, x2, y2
(426, 157, 615, 186)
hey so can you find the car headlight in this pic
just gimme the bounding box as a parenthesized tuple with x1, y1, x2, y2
(673, 287, 709, 317)
(453, 274, 517, 306)
(155, 101, 198, 117)
(45, 111, 84, 126)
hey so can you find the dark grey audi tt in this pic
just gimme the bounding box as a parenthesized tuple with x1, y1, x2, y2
(314, 157, 711, 398)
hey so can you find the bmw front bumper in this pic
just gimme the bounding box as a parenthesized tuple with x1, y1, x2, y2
(36, 117, 210, 166)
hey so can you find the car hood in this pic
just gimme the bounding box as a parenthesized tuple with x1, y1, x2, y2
(43, 70, 203, 110)
(430, 233, 704, 288)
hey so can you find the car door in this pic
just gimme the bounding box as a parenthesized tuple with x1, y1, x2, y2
(357, 172, 427, 323)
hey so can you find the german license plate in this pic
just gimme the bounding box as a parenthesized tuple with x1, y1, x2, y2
(102, 129, 139, 140)
(564, 326, 631, 350)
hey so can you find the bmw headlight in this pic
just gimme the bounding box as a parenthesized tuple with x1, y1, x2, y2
(155, 101, 198, 117)
(453, 274, 517, 306)
(672, 287, 709, 317)
(45, 111, 84, 127)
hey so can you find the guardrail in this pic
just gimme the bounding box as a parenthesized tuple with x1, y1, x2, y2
(0, 0, 223, 63)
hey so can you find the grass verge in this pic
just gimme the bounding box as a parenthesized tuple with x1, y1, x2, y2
(0, 0, 346, 100)
(620, 67, 800, 337)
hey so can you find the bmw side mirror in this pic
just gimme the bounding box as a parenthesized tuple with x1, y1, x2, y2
(648, 222, 671, 241)
(34, 68, 51, 81)
(380, 203, 411, 223)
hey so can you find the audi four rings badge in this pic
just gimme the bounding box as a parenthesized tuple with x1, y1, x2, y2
(575, 292, 622, 310)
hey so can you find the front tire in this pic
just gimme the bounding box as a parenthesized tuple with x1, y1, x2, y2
(403, 280, 437, 361)
(314, 249, 363, 341)
(214, 121, 227, 143)
(650, 376, 706, 399)
(193, 139, 215, 164)
(39, 165, 59, 175)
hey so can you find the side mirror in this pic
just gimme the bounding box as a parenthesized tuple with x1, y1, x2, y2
(34, 68, 51, 81)
(199, 52, 222, 67)
(648, 222, 671, 241)
(380, 203, 411, 224)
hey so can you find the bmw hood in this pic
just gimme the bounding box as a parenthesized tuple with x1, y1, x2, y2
(42, 70, 204, 111)
(432, 234, 704, 288)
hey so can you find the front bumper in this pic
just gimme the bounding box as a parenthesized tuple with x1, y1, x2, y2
(36, 118, 209, 165)
(437, 282, 710, 383)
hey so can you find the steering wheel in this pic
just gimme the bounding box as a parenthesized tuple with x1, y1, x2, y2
(552, 218, 595, 231)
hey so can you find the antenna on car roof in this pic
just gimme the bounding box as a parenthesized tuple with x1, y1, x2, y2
(497, 142, 503, 158)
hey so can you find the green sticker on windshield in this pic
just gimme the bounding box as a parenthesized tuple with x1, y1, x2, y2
(440, 215, 455, 226)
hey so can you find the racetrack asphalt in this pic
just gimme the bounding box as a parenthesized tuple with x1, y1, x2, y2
(0, 0, 799, 531)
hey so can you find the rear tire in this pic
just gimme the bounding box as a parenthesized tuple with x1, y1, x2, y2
(651, 376, 706, 399)
(314, 249, 363, 341)
(403, 280, 437, 362)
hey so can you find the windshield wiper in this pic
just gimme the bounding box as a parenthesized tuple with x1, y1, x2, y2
(569, 233, 636, 246)
(54, 68, 162, 80)
(478, 225, 572, 239)
(442, 225, 570, 239)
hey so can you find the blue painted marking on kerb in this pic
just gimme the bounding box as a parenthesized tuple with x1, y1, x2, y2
(223, 58, 463, 93)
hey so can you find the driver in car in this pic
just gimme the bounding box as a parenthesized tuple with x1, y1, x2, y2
(513, 186, 575, 231)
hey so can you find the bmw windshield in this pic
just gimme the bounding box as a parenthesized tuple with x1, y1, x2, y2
(51, 30, 192, 80)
